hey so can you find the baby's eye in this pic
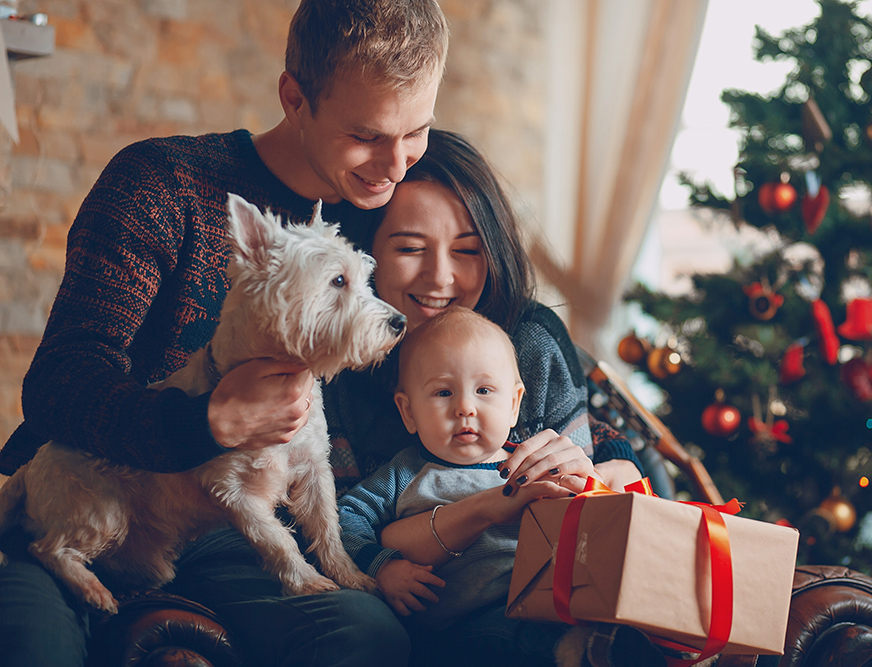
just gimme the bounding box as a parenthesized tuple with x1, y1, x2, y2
(476, 387, 492, 395)
(436, 389, 452, 398)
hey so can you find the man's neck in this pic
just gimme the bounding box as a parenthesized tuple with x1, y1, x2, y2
(252, 121, 340, 203)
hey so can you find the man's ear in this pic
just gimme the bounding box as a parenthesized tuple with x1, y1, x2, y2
(394, 393, 418, 434)
(278, 71, 307, 127)
(509, 382, 525, 428)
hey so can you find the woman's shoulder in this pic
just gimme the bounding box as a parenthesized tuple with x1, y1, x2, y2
(510, 302, 585, 381)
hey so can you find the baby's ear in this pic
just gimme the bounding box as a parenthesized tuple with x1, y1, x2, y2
(509, 382, 525, 428)
(394, 393, 418, 434)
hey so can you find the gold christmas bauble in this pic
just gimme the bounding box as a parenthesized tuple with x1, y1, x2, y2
(818, 491, 857, 533)
(647, 346, 681, 379)
(617, 332, 651, 365)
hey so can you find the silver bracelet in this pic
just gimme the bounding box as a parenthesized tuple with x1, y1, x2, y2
(430, 504, 463, 558)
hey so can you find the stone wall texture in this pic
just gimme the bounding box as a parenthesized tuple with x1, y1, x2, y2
(0, 0, 548, 448)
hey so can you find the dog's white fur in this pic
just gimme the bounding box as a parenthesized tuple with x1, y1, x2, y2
(0, 193, 406, 613)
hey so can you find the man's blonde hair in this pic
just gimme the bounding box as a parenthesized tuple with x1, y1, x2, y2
(285, 0, 449, 111)
(397, 307, 520, 392)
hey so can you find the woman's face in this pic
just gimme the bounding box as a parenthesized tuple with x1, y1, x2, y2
(372, 180, 488, 332)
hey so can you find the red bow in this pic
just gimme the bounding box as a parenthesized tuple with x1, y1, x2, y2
(552, 477, 742, 666)
(748, 417, 793, 444)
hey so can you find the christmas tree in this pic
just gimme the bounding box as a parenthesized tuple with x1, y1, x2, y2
(624, 0, 872, 571)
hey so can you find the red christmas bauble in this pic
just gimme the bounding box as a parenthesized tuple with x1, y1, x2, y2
(701, 402, 741, 437)
(758, 182, 797, 214)
(841, 357, 872, 401)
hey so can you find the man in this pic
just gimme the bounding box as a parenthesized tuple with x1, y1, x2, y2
(0, 1, 448, 665)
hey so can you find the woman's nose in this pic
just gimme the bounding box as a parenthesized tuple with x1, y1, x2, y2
(424, 252, 453, 288)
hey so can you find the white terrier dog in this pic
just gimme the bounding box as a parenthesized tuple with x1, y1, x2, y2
(0, 193, 406, 614)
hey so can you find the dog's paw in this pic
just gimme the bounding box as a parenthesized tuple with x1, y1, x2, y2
(336, 571, 378, 594)
(83, 582, 119, 615)
(284, 574, 340, 596)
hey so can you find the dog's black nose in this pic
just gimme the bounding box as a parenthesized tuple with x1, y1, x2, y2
(388, 314, 406, 335)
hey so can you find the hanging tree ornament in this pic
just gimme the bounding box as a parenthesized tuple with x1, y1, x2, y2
(758, 172, 797, 215)
(817, 488, 858, 533)
(812, 299, 839, 365)
(838, 297, 872, 342)
(840, 356, 872, 402)
(617, 330, 652, 365)
(701, 389, 741, 438)
(744, 276, 785, 321)
(801, 170, 829, 235)
(801, 97, 833, 154)
(779, 339, 807, 384)
(801, 488, 857, 543)
(748, 389, 793, 453)
(646, 343, 682, 379)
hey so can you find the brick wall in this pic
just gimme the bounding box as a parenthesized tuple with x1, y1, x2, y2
(0, 0, 548, 449)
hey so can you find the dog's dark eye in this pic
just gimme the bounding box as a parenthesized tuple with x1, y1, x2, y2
(332, 275, 346, 288)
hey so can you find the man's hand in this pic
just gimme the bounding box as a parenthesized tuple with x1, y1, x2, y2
(375, 559, 445, 616)
(207, 359, 315, 450)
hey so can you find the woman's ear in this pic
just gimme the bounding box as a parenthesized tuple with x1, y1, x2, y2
(394, 392, 418, 434)
(509, 382, 525, 428)
(278, 71, 306, 128)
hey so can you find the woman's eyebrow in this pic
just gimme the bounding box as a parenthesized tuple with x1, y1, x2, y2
(386, 231, 481, 239)
(387, 231, 426, 239)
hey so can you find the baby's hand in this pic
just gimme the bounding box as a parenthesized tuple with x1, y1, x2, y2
(375, 559, 445, 616)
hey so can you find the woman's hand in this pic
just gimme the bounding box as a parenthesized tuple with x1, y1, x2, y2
(485, 479, 573, 525)
(594, 459, 643, 490)
(498, 429, 601, 497)
(375, 559, 445, 616)
(207, 359, 315, 450)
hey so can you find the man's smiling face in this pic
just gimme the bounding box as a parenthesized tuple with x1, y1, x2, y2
(294, 70, 440, 209)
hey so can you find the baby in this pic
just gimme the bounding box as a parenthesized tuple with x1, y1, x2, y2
(338, 306, 573, 629)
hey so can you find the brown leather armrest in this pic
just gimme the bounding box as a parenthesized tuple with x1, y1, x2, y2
(779, 565, 872, 667)
(87, 591, 243, 667)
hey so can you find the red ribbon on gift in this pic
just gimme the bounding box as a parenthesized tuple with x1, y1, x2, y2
(552, 477, 742, 666)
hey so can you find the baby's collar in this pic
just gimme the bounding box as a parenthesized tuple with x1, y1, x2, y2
(418, 442, 516, 470)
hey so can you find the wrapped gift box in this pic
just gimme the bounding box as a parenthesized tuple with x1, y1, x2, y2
(506, 492, 799, 655)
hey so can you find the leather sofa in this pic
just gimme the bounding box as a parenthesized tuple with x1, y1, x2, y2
(86, 563, 872, 666)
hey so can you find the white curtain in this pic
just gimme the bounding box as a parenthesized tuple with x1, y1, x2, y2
(536, 0, 709, 356)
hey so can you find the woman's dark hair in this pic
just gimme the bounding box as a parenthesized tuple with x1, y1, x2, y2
(398, 128, 535, 330)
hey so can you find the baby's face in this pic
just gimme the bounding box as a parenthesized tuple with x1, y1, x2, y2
(395, 333, 524, 466)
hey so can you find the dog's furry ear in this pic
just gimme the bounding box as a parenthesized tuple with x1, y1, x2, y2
(309, 199, 323, 226)
(309, 199, 342, 240)
(225, 193, 277, 267)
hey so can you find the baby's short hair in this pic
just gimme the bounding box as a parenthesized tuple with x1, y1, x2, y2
(396, 307, 520, 392)
(285, 0, 449, 111)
